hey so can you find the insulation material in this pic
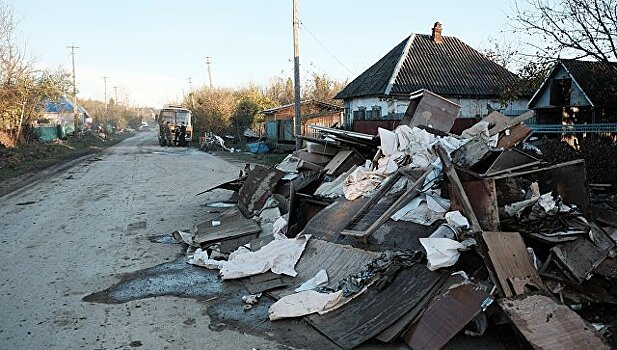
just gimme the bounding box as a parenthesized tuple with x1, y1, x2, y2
(268, 290, 343, 321)
(392, 191, 450, 226)
(343, 166, 384, 200)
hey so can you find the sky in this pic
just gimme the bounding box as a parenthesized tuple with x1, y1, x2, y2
(9, 0, 520, 107)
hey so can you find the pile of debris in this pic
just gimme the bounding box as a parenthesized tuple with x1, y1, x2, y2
(178, 90, 617, 349)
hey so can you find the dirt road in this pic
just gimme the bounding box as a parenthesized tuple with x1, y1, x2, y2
(0, 132, 294, 349)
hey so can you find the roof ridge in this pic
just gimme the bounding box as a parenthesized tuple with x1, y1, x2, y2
(385, 34, 415, 96)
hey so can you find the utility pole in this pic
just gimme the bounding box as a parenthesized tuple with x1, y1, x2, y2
(292, 0, 302, 150)
(188, 77, 195, 108)
(205, 57, 213, 88)
(67, 45, 79, 134)
(103, 76, 108, 123)
(113, 86, 118, 105)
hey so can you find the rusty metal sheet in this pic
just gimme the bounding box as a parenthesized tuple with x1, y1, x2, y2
(482, 231, 546, 297)
(269, 238, 379, 299)
(401, 89, 461, 132)
(193, 207, 261, 245)
(306, 264, 444, 350)
(499, 295, 610, 349)
(237, 165, 284, 217)
(402, 282, 492, 350)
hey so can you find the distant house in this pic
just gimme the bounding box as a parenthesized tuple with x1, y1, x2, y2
(335, 22, 529, 132)
(527, 59, 617, 134)
(35, 96, 89, 141)
(259, 100, 343, 144)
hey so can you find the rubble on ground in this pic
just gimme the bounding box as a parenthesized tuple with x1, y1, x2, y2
(174, 90, 617, 349)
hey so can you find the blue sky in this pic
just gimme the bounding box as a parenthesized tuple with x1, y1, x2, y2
(10, 0, 519, 107)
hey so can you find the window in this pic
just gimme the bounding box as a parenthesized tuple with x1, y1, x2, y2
(353, 107, 366, 121)
(550, 78, 572, 106)
(370, 106, 382, 119)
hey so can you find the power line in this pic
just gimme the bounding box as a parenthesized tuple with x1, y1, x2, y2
(299, 19, 355, 76)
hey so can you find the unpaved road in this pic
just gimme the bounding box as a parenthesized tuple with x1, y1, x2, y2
(0, 132, 511, 350)
(0, 132, 295, 349)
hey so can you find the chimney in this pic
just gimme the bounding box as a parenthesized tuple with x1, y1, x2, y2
(431, 22, 443, 44)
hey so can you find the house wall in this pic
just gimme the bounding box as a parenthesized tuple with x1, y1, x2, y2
(530, 66, 591, 109)
(344, 96, 529, 126)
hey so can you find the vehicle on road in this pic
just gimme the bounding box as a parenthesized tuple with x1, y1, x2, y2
(156, 105, 192, 146)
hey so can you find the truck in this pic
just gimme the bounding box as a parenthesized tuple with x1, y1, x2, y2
(156, 105, 193, 146)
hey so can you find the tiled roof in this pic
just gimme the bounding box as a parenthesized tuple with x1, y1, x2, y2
(335, 34, 521, 99)
(561, 60, 617, 107)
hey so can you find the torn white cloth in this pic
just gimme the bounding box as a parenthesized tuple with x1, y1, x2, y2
(268, 290, 343, 320)
(420, 237, 467, 271)
(295, 269, 329, 292)
(191, 234, 310, 280)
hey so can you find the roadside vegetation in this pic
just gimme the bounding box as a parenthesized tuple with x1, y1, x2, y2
(0, 132, 133, 182)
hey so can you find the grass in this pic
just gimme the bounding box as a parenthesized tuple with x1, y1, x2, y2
(0, 132, 133, 182)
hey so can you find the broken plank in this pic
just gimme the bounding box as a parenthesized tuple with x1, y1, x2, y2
(497, 123, 532, 148)
(193, 207, 261, 245)
(482, 231, 546, 297)
(484, 148, 540, 177)
(323, 149, 364, 177)
(483, 110, 534, 136)
(451, 136, 491, 168)
(499, 294, 609, 349)
(237, 165, 284, 217)
(549, 222, 614, 284)
(435, 145, 482, 234)
(450, 178, 500, 231)
(402, 282, 492, 350)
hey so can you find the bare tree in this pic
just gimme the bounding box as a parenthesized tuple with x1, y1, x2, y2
(511, 0, 617, 62)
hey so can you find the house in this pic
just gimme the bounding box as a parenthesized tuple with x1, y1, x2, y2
(335, 22, 529, 132)
(527, 59, 617, 134)
(35, 96, 89, 141)
(259, 100, 343, 144)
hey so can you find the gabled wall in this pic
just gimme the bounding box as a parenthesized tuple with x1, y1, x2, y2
(529, 65, 591, 109)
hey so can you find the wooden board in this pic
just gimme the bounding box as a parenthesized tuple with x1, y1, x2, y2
(484, 148, 540, 177)
(499, 295, 609, 349)
(306, 264, 444, 350)
(402, 282, 492, 350)
(483, 110, 534, 136)
(193, 207, 261, 244)
(482, 231, 546, 297)
(237, 165, 284, 217)
(323, 149, 364, 177)
(450, 179, 500, 231)
(497, 123, 532, 148)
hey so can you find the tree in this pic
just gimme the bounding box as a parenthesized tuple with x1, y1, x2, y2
(511, 0, 617, 62)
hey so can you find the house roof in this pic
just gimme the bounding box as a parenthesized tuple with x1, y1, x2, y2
(259, 99, 343, 114)
(44, 96, 89, 116)
(528, 60, 617, 108)
(334, 34, 521, 100)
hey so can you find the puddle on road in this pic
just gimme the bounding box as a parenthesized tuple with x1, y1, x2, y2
(82, 257, 244, 304)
